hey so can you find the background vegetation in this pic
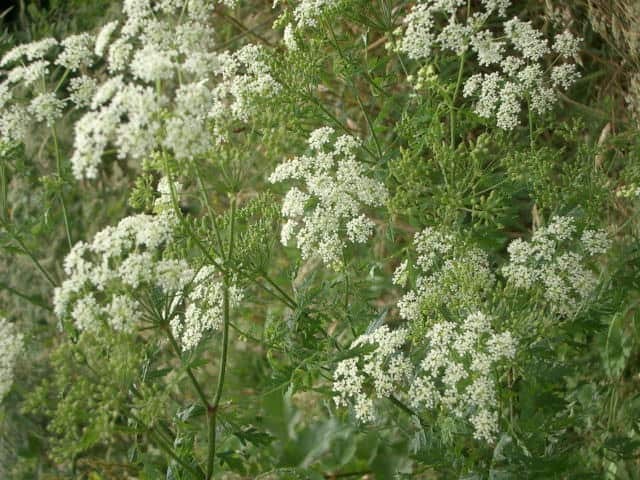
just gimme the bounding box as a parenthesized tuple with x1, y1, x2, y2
(1, 0, 640, 478)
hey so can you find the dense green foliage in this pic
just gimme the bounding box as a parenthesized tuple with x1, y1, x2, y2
(1, 0, 640, 478)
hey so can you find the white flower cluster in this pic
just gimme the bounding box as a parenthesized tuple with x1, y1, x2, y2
(71, 81, 166, 178)
(332, 312, 515, 442)
(1, 38, 58, 66)
(399, 0, 581, 129)
(288, 0, 341, 29)
(57, 33, 94, 71)
(53, 179, 242, 349)
(409, 311, 516, 442)
(53, 209, 180, 331)
(279, 0, 348, 49)
(0, 318, 23, 401)
(334, 227, 516, 443)
(395, 227, 495, 325)
(0, 0, 280, 179)
(333, 325, 412, 422)
(72, 2, 280, 179)
(502, 216, 610, 316)
(269, 127, 388, 268)
(170, 266, 244, 351)
(0, 38, 66, 142)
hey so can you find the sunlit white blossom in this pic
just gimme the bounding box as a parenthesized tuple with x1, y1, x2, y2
(56, 33, 94, 70)
(1, 38, 57, 66)
(409, 311, 516, 443)
(270, 127, 387, 268)
(68, 76, 98, 107)
(170, 266, 244, 350)
(333, 326, 412, 422)
(95, 21, 119, 56)
(28, 92, 65, 126)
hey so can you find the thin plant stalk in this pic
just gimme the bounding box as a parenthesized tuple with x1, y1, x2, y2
(51, 126, 73, 250)
(206, 197, 236, 479)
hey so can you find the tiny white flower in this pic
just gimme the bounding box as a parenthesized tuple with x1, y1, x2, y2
(57, 33, 94, 70)
(95, 21, 119, 56)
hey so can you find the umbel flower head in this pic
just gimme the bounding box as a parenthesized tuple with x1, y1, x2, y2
(333, 225, 516, 444)
(269, 127, 388, 269)
(399, 0, 581, 129)
(70, 1, 281, 179)
(53, 178, 242, 350)
(0, 0, 280, 180)
(409, 311, 516, 443)
(502, 215, 610, 316)
(333, 325, 413, 422)
(331, 312, 516, 443)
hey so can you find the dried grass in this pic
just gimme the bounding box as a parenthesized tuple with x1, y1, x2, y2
(586, 0, 640, 66)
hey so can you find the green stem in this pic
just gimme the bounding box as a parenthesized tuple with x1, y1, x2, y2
(229, 321, 285, 352)
(308, 94, 377, 163)
(226, 198, 236, 261)
(0, 160, 7, 219)
(323, 470, 373, 479)
(163, 154, 227, 276)
(321, 18, 384, 162)
(165, 325, 211, 410)
(53, 68, 70, 93)
(528, 101, 534, 149)
(215, 16, 276, 52)
(450, 53, 466, 147)
(323, 17, 387, 97)
(388, 395, 426, 427)
(355, 95, 383, 163)
(150, 424, 204, 479)
(193, 161, 226, 258)
(128, 411, 204, 479)
(51, 126, 72, 250)
(0, 216, 57, 287)
(214, 9, 274, 47)
(237, 269, 296, 309)
(0, 281, 53, 311)
(260, 273, 297, 309)
(206, 198, 236, 480)
(342, 257, 356, 337)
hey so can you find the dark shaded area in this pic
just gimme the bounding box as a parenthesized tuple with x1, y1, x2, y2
(1, 1, 49, 28)
(0, 0, 118, 42)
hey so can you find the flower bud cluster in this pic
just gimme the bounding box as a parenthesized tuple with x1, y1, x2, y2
(395, 227, 495, 328)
